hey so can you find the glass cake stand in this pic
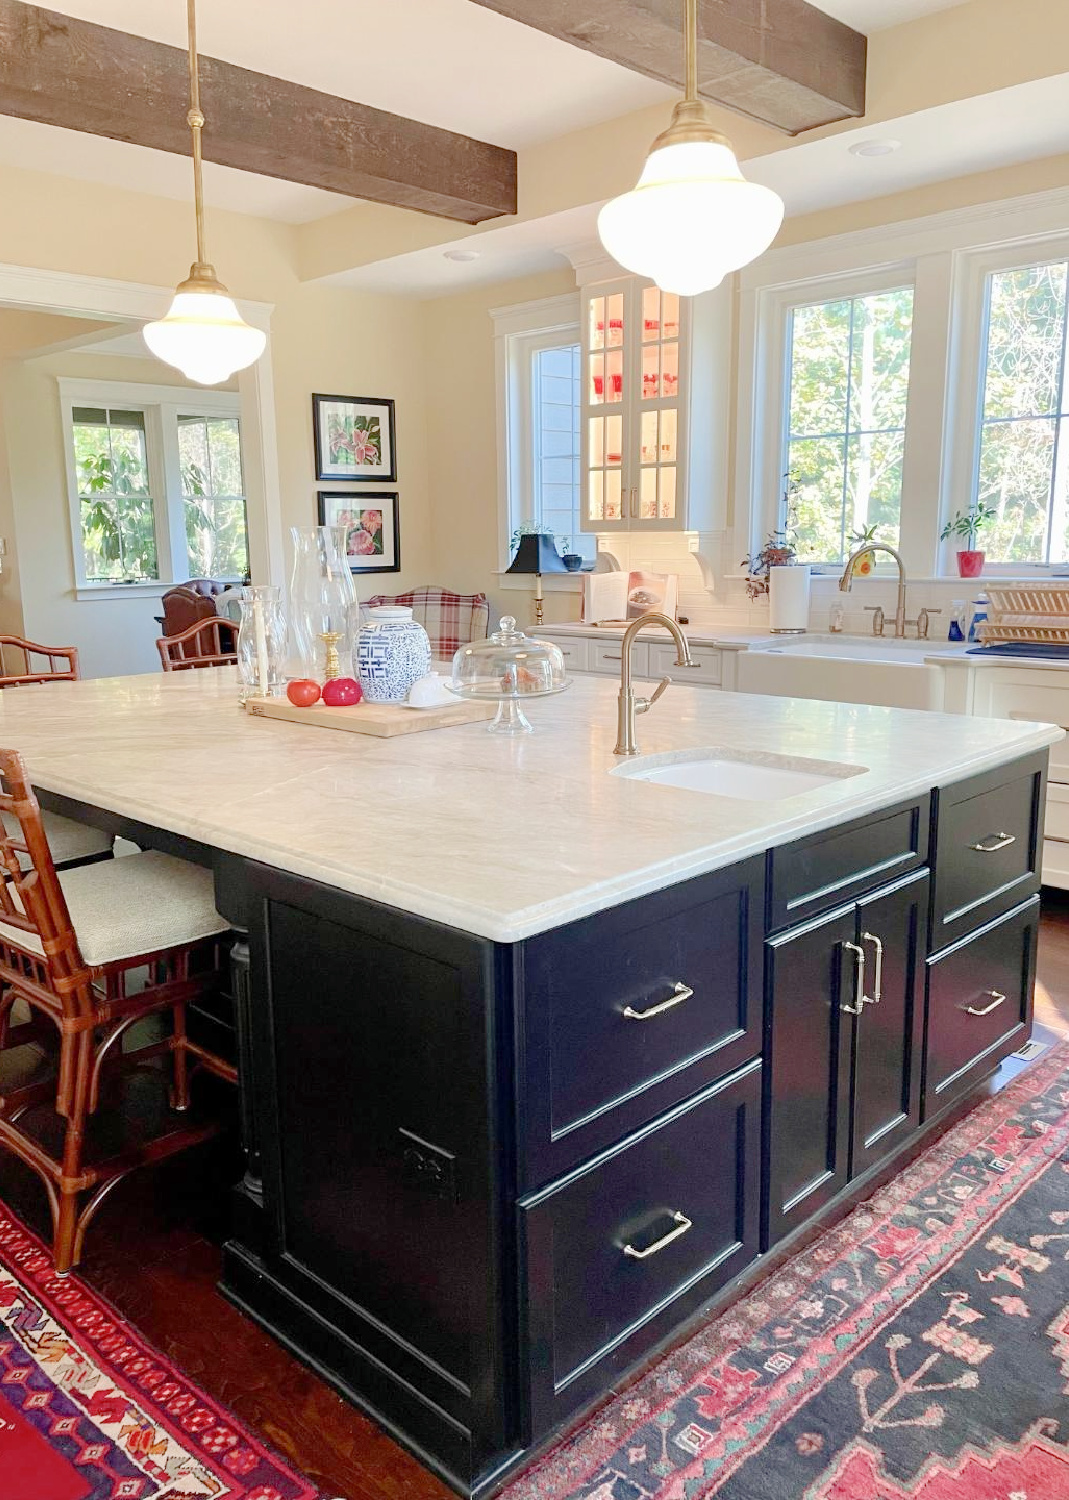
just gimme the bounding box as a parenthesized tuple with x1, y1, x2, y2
(449, 616, 571, 734)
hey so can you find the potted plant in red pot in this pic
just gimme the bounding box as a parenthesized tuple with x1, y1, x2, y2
(941, 502, 996, 578)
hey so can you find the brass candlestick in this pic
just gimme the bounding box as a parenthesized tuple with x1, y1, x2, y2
(318, 630, 344, 680)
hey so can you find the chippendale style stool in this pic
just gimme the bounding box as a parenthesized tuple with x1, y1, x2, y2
(0, 749, 237, 1272)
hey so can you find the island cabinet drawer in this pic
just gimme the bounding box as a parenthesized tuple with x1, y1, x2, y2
(924, 894, 1038, 1116)
(590, 640, 647, 676)
(547, 636, 592, 673)
(929, 754, 1045, 953)
(519, 858, 764, 1188)
(648, 641, 722, 686)
(521, 1061, 761, 1435)
(767, 795, 929, 934)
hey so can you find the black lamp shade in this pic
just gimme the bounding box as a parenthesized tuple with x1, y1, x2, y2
(507, 533, 568, 575)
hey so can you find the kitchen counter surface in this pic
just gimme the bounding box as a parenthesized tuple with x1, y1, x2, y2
(2, 668, 1060, 942)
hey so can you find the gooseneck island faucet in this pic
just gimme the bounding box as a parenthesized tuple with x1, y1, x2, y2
(614, 612, 697, 756)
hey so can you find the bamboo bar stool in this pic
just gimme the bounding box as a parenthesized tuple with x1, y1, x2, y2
(157, 617, 238, 671)
(0, 749, 236, 1272)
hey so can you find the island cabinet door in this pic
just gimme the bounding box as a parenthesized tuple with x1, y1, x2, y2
(521, 1060, 761, 1437)
(850, 870, 928, 1179)
(765, 903, 856, 1250)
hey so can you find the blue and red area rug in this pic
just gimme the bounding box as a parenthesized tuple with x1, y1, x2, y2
(505, 1040, 1069, 1500)
(0, 1212, 327, 1499)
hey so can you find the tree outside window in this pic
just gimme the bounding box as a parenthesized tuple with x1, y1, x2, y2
(74, 407, 159, 582)
(976, 261, 1069, 564)
(179, 415, 249, 579)
(783, 287, 914, 564)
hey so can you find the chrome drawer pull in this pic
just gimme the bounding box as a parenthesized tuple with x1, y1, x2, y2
(841, 940, 866, 1015)
(971, 831, 1016, 853)
(861, 931, 883, 1005)
(623, 1210, 692, 1260)
(964, 989, 1006, 1017)
(623, 982, 693, 1021)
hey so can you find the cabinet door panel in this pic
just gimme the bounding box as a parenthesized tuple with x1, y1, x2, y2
(852, 871, 928, 1178)
(765, 903, 856, 1250)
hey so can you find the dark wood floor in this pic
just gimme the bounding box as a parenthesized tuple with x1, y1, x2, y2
(3, 897, 1069, 1500)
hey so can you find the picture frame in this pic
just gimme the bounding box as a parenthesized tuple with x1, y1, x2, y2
(318, 491, 400, 574)
(312, 393, 396, 483)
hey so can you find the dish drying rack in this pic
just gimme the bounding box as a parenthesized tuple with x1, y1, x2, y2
(977, 586, 1069, 645)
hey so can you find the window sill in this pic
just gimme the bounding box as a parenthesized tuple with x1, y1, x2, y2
(75, 582, 169, 601)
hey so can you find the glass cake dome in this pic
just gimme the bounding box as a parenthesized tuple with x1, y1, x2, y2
(450, 616, 570, 734)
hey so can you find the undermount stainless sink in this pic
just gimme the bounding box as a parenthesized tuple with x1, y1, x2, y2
(611, 748, 867, 801)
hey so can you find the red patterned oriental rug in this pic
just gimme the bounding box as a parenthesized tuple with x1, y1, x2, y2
(504, 1041, 1069, 1500)
(0, 1208, 329, 1500)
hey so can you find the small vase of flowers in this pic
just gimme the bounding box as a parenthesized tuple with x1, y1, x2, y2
(941, 502, 995, 578)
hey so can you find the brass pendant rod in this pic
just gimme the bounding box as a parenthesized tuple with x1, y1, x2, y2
(186, 0, 208, 269)
(684, 0, 698, 104)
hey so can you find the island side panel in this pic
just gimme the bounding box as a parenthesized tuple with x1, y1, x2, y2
(222, 860, 519, 1491)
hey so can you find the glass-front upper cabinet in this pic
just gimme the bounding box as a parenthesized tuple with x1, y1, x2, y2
(581, 275, 716, 534)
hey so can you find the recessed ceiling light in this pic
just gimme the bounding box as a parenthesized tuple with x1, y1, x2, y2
(443, 248, 480, 262)
(848, 139, 902, 158)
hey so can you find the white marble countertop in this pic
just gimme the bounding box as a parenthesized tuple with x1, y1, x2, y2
(0, 670, 1061, 943)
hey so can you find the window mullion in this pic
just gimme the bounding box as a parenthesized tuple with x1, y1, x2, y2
(1045, 265, 1069, 563)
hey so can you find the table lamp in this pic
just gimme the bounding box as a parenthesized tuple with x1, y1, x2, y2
(507, 533, 568, 626)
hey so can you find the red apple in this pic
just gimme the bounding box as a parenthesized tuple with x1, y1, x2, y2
(286, 679, 321, 708)
(322, 676, 362, 707)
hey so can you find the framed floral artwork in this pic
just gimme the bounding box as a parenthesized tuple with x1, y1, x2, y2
(318, 491, 400, 574)
(312, 394, 396, 482)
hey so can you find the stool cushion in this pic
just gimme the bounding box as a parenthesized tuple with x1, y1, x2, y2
(2, 811, 113, 870)
(0, 850, 230, 967)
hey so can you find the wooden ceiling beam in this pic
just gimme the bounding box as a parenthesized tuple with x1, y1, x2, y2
(0, 1, 517, 223)
(469, 0, 867, 135)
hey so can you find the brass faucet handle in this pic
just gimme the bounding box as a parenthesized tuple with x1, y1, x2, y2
(916, 607, 941, 640)
(637, 676, 672, 715)
(864, 606, 886, 637)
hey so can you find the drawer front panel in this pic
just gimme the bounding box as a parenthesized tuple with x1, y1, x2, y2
(523, 1062, 761, 1432)
(1045, 782, 1069, 842)
(768, 796, 929, 933)
(521, 859, 764, 1186)
(930, 757, 1044, 952)
(982, 679, 1069, 782)
(591, 641, 647, 676)
(548, 636, 592, 673)
(924, 895, 1038, 1115)
(648, 641, 722, 685)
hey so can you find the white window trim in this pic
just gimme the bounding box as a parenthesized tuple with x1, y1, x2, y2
(736, 184, 1069, 581)
(59, 376, 242, 594)
(492, 292, 580, 575)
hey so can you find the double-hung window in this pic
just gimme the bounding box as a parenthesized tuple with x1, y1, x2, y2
(62, 380, 247, 589)
(974, 258, 1069, 565)
(782, 285, 914, 565)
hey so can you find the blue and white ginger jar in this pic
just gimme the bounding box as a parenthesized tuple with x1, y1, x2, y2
(357, 606, 432, 703)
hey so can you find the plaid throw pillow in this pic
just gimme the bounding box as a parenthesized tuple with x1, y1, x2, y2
(364, 586, 490, 658)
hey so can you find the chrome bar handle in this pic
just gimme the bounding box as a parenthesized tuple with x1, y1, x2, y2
(623, 1210, 692, 1260)
(623, 981, 693, 1021)
(971, 832, 1016, 853)
(861, 930, 883, 1005)
(964, 989, 1006, 1017)
(841, 940, 866, 1015)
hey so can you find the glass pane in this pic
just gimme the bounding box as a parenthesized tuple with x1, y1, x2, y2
(605, 470, 623, 520)
(606, 349, 623, 403)
(589, 352, 604, 405)
(606, 293, 624, 348)
(983, 262, 1068, 421)
(588, 469, 604, 522)
(589, 416, 604, 468)
(642, 285, 660, 342)
(848, 287, 914, 432)
(208, 418, 243, 496)
(642, 345, 659, 402)
(660, 408, 678, 463)
(605, 414, 623, 465)
(589, 297, 605, 351)
(640, 468, 657, 519)
(789, 299, 850, 437)
(659, 466, 676, 519)
(846, 429, 903, 552)
(661, 342, 679, 400)
(977, 417, 1056, 564)
(662, 293, 680, 341)
(178, 416, 210, 497)
(787, 435, 848, 563)
(640, 410, 658, 465)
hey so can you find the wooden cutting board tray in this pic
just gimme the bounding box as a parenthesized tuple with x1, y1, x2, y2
(244, 693, 495, 737)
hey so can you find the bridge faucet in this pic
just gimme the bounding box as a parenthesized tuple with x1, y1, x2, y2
(839, 543, 909, 639)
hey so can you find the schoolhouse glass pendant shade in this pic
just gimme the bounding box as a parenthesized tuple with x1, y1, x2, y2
(597, 0, 784, 297)
(144, 0, 265, 385)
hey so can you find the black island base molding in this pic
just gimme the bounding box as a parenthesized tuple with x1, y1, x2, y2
(219, 749, 1048, 1498)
